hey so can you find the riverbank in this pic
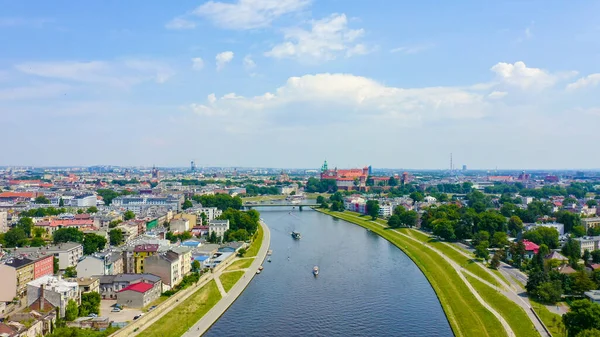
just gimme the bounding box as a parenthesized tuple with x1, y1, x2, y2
(315, 208, 512, 337)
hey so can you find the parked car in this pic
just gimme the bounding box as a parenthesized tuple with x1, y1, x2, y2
(88, 313, 98, 317)
(111, 308, 121, 312)
(148, 306, 157, 311)
(133, 313, 144, 320)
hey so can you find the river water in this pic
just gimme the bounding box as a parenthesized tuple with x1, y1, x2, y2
(204, 208, 453, 337)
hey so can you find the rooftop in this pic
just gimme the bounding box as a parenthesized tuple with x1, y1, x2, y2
(118, 282, 154, 293)
(28, 275, 78, 293)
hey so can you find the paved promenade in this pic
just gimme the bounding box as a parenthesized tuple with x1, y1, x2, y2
(182, 220, 271, 337)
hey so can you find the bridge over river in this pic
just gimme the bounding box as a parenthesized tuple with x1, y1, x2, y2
(242, 201, 318, 210)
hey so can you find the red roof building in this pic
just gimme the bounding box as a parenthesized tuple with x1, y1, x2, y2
(522, 239, 540, 254)
(118, 282, 154, 293)
(0, 192, 37, 201)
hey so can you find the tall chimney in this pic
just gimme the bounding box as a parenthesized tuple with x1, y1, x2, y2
(40, 284, 45, 311)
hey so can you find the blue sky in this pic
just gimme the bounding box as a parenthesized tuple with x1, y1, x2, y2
(1, 0, 599, 169)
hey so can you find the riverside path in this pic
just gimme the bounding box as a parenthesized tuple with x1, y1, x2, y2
(182, 220, 271, 337)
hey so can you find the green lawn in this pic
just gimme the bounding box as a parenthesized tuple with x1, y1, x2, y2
(317, 209, 506, 337)
(491, 269, 511, 288)
(142, 280, 222, 337)
(465, 275, 540, 337)
(226, 258, 254, 271)
(246, 225, 263, 257)
(530, 299, 566, 337)
(242, 195, 287, 202)
(143, 295, 169, 312)
(219, 271, 245, 293)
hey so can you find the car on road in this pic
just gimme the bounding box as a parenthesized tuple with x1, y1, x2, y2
(88, 313, 98, 317)
(133, 313, 144, 320)
(111, 308, 122, 312)
(148, 306, 157, 311)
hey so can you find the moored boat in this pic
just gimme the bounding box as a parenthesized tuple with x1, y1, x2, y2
(291, 231, 302, 240)
(313, 266, 319, 276)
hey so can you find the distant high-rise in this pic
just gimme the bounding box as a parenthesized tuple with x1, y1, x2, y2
(462, 165, 467, 171)
(191, 160, 196, 172)
(151, 165, 160, 180)
(368, 165, 372, 175)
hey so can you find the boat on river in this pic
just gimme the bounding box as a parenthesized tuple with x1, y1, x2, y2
(291, 231, 302, 240)
(313, 266, 319, 276)
(267, 250, 273, 256)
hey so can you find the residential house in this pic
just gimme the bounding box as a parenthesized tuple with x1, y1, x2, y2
(27, 275, 79, 317)
(134, 244, 159, 273)
(73, 277, 100, 297)
(0, 257, 35, 301)
(76, 252, 123, 278)
(170, 246, 192, 277)
(170, 218, 190, 234)
(172, 212, 197, 227)
(582, 217, 600, 232)
(98, 274, 162, 300)
(144, 251, 181, 289)
(116, 282, 161, 309)
(522, 240, 540, 259)
(585, 290, 600, 304)
(11, 242, 83, 270)
(209, 220, 229, 239)
(575, 236, 600, 255)
(0, 211, 8, 233)
(196, 207, 222, 222)
(34, 218, 95, 236)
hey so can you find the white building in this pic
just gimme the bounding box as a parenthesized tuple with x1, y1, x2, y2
(209, 220, 230, 239)
(112, 196, 180, 215)
(0, 211, 8, 233)
(27, 275, 79, 317)
(535, 222, 565, 235)
(170, 218, 190, 234)
(12, 242, 84, 270)
(198, 207, 222, 221)
(575, 236, 600, 255)
(378, 204, 393, 217)
(70, 195, 97, 207)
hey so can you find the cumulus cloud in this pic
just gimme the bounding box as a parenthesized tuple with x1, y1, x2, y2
(265, 13, 367, 62)
(190, 0, 311, 30)
(15, 59, 174, 87)
(192, 57, 204, 70)
(566, 73, 600, 90)
(488, 91, 508, 99)
(216, 51, 234, 70)
(243, 55, 257, 70)
(165, 17, 196, 30)
(490, 61, 558, 90)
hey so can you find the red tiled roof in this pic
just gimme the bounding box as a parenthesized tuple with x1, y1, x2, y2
(36, 219, 94, 227)
(522, 239, 540, 253)
(118, 282, 154, 293)
(0, 192, 35, 198)
(9, 180, 42, 185)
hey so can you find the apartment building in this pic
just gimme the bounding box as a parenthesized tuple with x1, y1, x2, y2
(12, 242, 83, 270)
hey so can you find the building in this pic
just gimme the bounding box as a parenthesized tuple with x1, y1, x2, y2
(12, 242, 83, 270)
(208, 220, 230, 239)
(527, 222, 565, 236)
(0, 211, 8, 233)
(522, 240, 540, 259)
(133, 244, 159, 273)
(197, 207, 222, 222)
(73, 277, 100, 297)
(116, 282, 161, 309)
(0, 192, 37, 202)
(98, 274, 162, 300)
(172, 212, 197, 227)
(34, 218, 95, 236)
(144, 251, 181, 289)
(170, 247, 192, 277)
(585, 290, 600, 304)
(582, 217, 600, 232)
(33, 254, 54, 279)
(111, 196, 180, 215)
(76, 252, 123, 278)
(170, 218, 190, 234)
(0, 257, 35, 301)
(319, 161, 369, 191)
(575, 236, 600, 255)
(70, 195, 97, 207)
(378, 204, 393, 217)
(27, 275, 79, 317)
(344, 196, 367, 214)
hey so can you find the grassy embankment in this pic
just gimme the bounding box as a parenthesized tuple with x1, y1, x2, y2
(225, 258, 254, 271)
(242, 195, 287, 202)
(465, 275, 540, 337)
(219, 271, 245, 292)
(531, 299, 566, 336)
(245, 224, 264, 257)
(316, 208, 506, 337)
(143, 281, 222, 337)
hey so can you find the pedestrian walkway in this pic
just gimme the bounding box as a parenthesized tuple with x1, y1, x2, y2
(214, 271, 227, 297)
(182, 221, 271, 337)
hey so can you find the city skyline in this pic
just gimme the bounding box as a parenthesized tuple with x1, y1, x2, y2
(2, 1, 600, 168)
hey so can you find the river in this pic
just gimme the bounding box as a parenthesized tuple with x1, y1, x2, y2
(204, 207, 453, 337)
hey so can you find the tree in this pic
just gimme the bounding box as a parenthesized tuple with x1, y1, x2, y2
(182, 199, 193, 210)
(4, 228, 27, 247)
(316, 196, 325, 204)
(533, 281, 563, 304)
(17, 217, 34, 237)
(109, 229, 124, 246)
(65, 299, 79, 321)
(53, 257, 59, 273)
(64, 266, 77, 278)
(192, 260, 201, 272)
(490, 253, 501, 269)
(399, 210, 418, 228)
(35, 196, 51, 204)
(433, 220, 456, 241)
(475, 210, 507, 236)
(563, 300, 600, 337)
(123, 210, 135, 220)
(388, 215, 400, 228)
(199, 212, 208, 225)
(592, 250, 600, 263)
(507, 216, 524, 236)
(237, 248, 247, 257)
(472, 230, 490, 247)
(511, 241, 526, 267)
(475, 240, 490, 261)
(330, 201, 344, 212)
(409, 192, 424, 204)
(33, 227, 45, 238)
(30, 237, 46, 247)
(388, 176, 398, 186)
(86, 206, 98, 214)
(563, 197, 579, 207)
(572, 225, 587, 237)
(491, 231, 509, 248)
(83, 234, 107, 255)
(523, 227, 560, 249)
(366, 200, 379, 220)
(53, 228, 84, 244)
(556, 211, 581, 234)
(209, 231, 217, 243)
(584, 249, 592, 262)
(572, 271, 596, 294)
(79, 292, 100, 317)
(588, 200, 599, 208)
(578, 329, 600, 337)
(58, 197, 65, 207)
(563, 237, 582, 262)
(96, 189, 120, 205)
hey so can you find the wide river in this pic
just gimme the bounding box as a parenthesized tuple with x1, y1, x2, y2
(204, 207, 453, 337)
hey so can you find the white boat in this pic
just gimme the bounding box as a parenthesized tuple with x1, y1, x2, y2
(313, 266, 319, 276)
(256, 270, 261, 274)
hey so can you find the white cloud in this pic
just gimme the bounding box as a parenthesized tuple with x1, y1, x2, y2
(243, 55, 257, 70)
(192, 0, 311, 30)
(165, 17, 196, 30)
(390, 44, 434, 54)
(216, 51, 234, 70)
(189, 73, 489, 124)
(265, 13, 367, 62)
(516, 22, 534, 43)
(192, 57, 205, 70)
(488, 91, 508, 99)
(490, 61, 557, 90)
(566, 73, 600, 90)
(15, 59, 174, 87)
